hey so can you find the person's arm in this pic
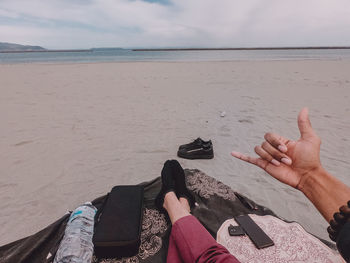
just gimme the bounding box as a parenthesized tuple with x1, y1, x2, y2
(299, 166, 350, 222)
(231, 108, 350, 222)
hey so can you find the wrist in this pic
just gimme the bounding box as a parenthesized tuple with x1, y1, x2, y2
(294, 164, 350, 222)
(297, 165, 327, 193)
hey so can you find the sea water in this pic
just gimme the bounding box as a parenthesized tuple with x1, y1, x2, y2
(1, 48, 350, 64)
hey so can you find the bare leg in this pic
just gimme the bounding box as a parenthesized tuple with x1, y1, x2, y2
(179, 197, 191, 212)
(163, 192, 190, 225)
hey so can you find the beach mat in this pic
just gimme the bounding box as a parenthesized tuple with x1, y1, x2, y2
(0, 169, 336, 263)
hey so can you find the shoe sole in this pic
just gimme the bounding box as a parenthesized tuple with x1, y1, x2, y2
(177, 151, 214, 160)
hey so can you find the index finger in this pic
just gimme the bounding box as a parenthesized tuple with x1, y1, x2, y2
(264, 132, 289, 153)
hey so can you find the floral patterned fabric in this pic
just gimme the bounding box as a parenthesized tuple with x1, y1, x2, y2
(217, 214, 344, 263)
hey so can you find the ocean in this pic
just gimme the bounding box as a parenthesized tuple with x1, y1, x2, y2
(1, 48, 350, 63)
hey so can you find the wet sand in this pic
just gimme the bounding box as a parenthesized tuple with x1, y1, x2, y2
(0, 60, 350, 245)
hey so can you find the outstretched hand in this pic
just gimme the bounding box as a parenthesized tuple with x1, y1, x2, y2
(231, 108, 322, 190)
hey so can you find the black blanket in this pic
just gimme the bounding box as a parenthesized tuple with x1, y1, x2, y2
(0, 169, 334, 263)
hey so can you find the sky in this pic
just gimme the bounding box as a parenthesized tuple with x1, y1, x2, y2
(0, 0, 350, 49)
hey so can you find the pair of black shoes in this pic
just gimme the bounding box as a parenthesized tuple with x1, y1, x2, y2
(177, 138, 214, 159)
(155, 160, 195, 212)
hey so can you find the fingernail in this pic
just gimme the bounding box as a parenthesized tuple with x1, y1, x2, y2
(281, 157, 292, 165)
(271, 159, 280, 166)
(278, 145, 288, 153)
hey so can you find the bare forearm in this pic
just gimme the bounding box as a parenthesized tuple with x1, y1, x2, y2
(300, 167, 350, 222)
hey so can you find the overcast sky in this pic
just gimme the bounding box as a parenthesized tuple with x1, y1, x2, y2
(1, 0, 350, 49)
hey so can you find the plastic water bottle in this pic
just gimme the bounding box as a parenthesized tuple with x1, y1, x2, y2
(54, 202, 97, 263)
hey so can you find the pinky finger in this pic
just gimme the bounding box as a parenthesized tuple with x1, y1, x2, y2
(231, 151, 269, 169)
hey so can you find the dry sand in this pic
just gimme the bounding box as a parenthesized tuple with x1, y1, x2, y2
(0, 60, 349, 246)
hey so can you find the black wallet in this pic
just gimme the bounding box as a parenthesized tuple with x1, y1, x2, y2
(93, 185, 144, 258)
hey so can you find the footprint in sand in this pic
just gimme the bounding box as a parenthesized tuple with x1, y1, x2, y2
(238, 119, 253, 124)
(14, 140, 34, 146)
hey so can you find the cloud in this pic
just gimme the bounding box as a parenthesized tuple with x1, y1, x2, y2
(0, 0, 350, 48)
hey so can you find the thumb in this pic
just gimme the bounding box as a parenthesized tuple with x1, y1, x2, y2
(298, 107, 314, 139)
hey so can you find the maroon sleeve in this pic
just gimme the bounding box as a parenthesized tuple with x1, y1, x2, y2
(169, 215, 240, 263)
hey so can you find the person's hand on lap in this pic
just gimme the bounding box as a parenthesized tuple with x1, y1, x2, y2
(231, 108, 322, 190)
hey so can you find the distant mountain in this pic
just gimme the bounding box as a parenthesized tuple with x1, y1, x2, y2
(0, 42, 46, 52)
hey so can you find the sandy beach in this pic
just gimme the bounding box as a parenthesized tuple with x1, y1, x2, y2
(0, 60, 349, 246)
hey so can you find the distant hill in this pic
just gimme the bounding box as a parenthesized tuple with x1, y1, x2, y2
(0, 42, 46, 52)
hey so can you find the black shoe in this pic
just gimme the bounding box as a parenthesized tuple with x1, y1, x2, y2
(170, 160, 195, 208)
(179, 138, 212, 151)
(155, 160, 176, 212)
(177, 143, 214, 160)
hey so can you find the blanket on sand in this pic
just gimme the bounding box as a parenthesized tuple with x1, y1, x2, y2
(0, 169, 336, 263)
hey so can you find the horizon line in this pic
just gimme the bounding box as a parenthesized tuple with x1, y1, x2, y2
(1, 46, 350, 53)
(132, 46, 350, 51)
